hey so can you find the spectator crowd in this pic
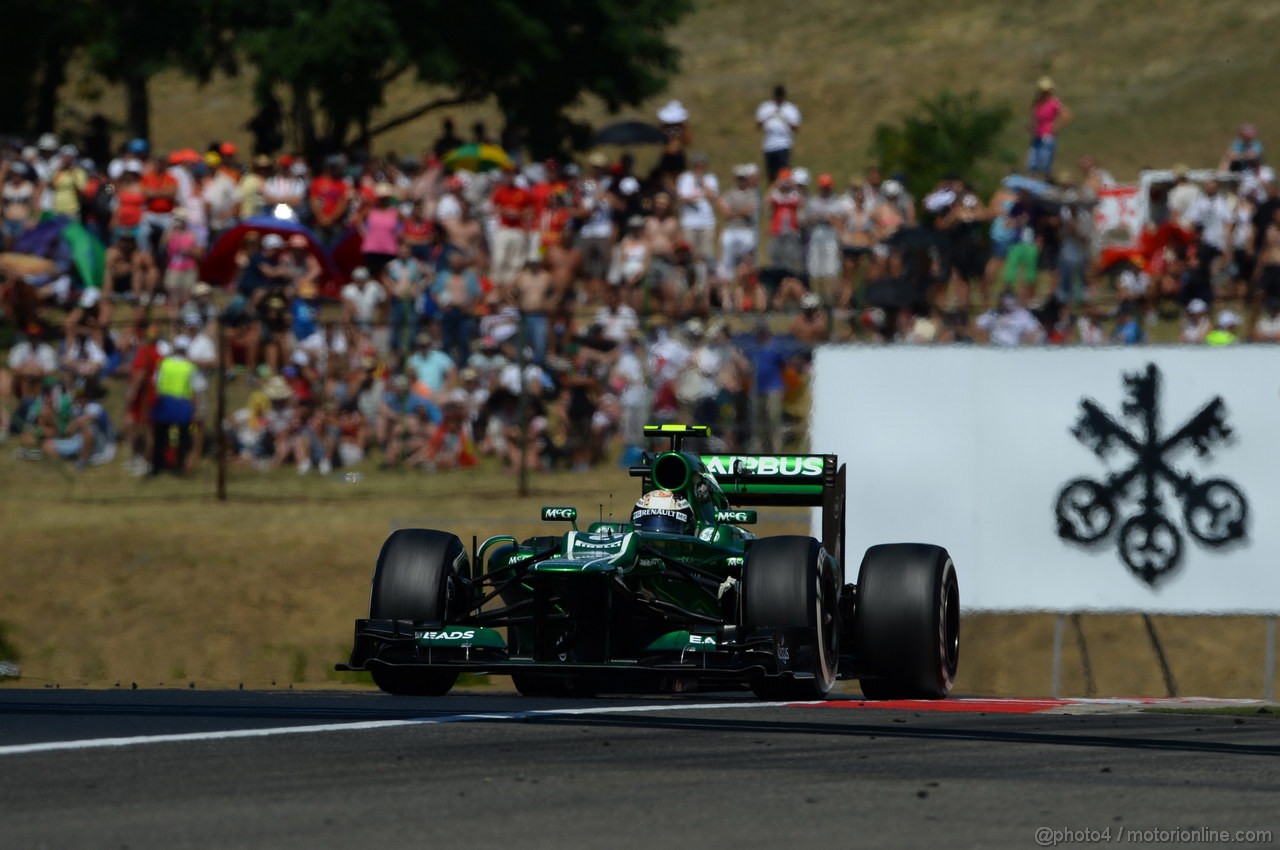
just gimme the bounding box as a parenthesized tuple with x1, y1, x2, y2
(4, 82, 1280, 475)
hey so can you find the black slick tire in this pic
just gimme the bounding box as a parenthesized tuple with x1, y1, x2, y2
(741, 535, 840, 701)
(853, 543, 960, 700)
(368, 528, 464, 696)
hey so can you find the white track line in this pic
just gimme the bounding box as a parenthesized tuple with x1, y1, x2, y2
(0, 700, 805, 757)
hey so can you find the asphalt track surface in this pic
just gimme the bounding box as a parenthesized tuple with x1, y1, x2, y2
(0, 689, 1277, 850)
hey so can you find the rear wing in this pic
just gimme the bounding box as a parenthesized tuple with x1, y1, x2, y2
(635, 427, 846, 566)
(703, 453, 846, 571)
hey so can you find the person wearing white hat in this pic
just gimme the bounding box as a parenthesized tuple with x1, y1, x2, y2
(49, 143, 87, 218)
(1028, 76, 1071, 179)
(1181, 298, 1211, 344)
(656, 99, 692, 181)
(1251, 298, 1280, 342)
(676, 152, 719, 291)
(3, 161, 38, 249)
(340, 265, 385, 331)
(718, 165, 760, 281)
(1186, 179, 1233, 302)
(1205, 310, 1240, 346)
(162, 208, 201, 316)
(657, 99, 689, 125)
(577, 152, 616, 301)
(150, 332, 198, 474)
(755, 84, 801, 182)
(789, 291, 830, 345)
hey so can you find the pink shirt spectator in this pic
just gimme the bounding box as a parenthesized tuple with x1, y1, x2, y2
(361, 207, 401, 256)
(166, 229, 198, 272)
(1033, 96, 1063, 139)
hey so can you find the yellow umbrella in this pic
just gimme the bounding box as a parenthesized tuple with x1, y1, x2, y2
(442, 143, 514, 173)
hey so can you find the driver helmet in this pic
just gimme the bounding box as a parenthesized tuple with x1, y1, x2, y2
(631, 490, 695, 535)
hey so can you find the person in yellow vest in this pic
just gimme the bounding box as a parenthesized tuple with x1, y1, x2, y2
(151, 336, 197, 474)
(1205, 310, 1240, 346)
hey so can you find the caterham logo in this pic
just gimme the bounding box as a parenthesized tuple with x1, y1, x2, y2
(1054, 363, 1248, 586)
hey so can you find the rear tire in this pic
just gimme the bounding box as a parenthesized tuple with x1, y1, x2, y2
(853, 543, 960, 700)
(741, 536, 840, 701)
(368, 529, 465, 696)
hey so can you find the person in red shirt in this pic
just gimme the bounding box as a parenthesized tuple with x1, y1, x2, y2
(124, 320, 162, 475)
(309, 155, 353, 247)
(401, 201, 435, 261)
(490, 169, 532, 287)
(112, 168, 146, 243)
(140, 156, 178, 257)
(529, 159, 564, 219)
(529, 159, 567, 255)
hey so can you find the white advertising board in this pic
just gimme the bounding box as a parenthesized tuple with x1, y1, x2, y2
(811, 346, 1280, 614)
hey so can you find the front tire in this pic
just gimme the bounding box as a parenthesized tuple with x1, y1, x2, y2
(853, 543, 959, 700)
(741, 536, 840, 700)
(368, 529, 465, 696)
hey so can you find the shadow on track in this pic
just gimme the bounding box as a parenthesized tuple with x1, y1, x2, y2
(514, 714, 1280, 759)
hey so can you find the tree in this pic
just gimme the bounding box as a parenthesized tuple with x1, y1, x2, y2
(1, 0, 692, 161)
(0, 0, 93, 136)
(81, 0, 236, 142)
(235, 0, 692, 160)
(429, 0, 693, 159)
(233, 0, 427, 157)
(869, 90, 1013, 200)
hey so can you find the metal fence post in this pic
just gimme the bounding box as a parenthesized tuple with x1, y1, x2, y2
(215, 321, 227, 502)
(1051, 613, 1065, 698)
(517, 315, 529, 497)
(1265, 617, 1277, 703)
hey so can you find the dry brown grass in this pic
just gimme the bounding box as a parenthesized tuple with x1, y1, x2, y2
(57, 0, 1280, 184)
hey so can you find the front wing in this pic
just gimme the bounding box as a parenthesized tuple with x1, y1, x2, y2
(337, 617, 856, 688)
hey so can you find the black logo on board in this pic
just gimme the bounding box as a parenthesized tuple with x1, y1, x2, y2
(1054, 363, 1248, 586)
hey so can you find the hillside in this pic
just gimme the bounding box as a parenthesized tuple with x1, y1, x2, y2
(55, 0, 1280, 185)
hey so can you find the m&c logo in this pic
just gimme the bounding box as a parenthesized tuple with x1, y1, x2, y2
(541, 507, 578, 522)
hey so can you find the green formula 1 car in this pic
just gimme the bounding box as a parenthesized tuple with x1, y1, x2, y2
(338, 424, 960, 700)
